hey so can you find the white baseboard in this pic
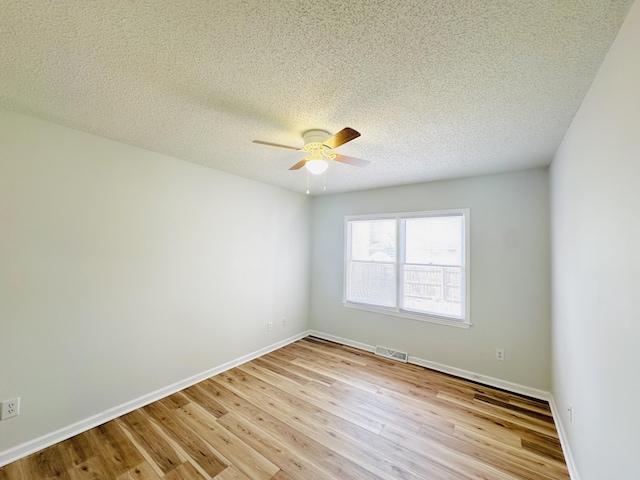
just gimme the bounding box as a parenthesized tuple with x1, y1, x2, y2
(307, 330, 376, 354)
(549, 396, 580, 480)
(308, 330, 550, 400)
(0, 330, 311, 468)
(407, 356, 550, 401)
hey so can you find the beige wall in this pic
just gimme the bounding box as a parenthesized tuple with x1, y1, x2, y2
(550, 1, 640, 478)
(310, 168, 551, 391)
(0, 109, 310, 453)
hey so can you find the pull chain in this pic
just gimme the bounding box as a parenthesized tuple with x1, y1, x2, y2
(323, 171, 327, 191)
(306, 170, 310, 195)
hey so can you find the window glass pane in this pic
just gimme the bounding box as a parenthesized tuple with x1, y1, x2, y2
(350, 219, 396, 262)
(347, 261, 396, 307)
(405, 216, 463, 266)
(402, 265, 462, 317)
(345, 211, 468, 324)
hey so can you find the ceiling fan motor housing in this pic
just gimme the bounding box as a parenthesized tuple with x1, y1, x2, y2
(302, 129, 331, 150)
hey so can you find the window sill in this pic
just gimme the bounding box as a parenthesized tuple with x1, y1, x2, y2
(342, 301, 471, 329)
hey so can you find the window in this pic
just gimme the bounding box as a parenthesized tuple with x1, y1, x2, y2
(344, 209, 470, 327)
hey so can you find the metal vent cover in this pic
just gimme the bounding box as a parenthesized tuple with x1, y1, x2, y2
(374, 345, 408, 363)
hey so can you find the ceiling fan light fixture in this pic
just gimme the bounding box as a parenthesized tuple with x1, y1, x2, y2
(253, 127, 368, 177)
(305, 159, 329, 175)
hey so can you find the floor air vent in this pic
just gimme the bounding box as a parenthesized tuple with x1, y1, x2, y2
(374, 345, 408, 363)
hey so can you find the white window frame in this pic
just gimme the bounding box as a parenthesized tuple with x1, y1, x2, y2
(343, 209, 471, 328)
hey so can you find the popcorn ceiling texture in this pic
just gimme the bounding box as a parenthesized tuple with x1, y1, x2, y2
(0, 0, 633, 194)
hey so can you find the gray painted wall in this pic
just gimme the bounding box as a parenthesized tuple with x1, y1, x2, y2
(311, 168, 551, 391)
(0, 109, 311, 453)
(550, 1, 640, 478)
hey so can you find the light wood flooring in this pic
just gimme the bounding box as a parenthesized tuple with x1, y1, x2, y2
(0, 336, 569, 479)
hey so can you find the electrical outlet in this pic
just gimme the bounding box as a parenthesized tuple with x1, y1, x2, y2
(267, 321, 273, 332)
(1, 397, 20, 420)
(282, 317, 287, 327)
(495, 349, 505, 361)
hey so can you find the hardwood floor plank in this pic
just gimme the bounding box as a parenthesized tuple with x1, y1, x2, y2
(250, 357, 309, 386)
(174, 402, 280, 480)
(381, 424, 519, 480)
(256, 370, 387, 434)
(217, 412, 341, 480)
(207, 378, 384, 480)
(290, 357, 381, 393)
(509, 398, 553, 416)
(303, 381, 433, 436)
(88, 422, 145, 476)
(215, 369, 429, 480)
(182, 385, 228, 419)
(267, 470, 296, 480)
(211, 465, 252, 479)
(142, 401, 228, 478)
(227, 370, 461, 480)
(522, 437, 567, 463)
(260, 349, 298, 364)
(375, 386, 525, 446)
(233, 362, 303, 391)
(116, 423, 167, 478)
(297, 340, 507, 404)
(293, 342, 370, 368)
(452, 426, 569, 479)
(67, 455, 110, 480)
(162, 462, 206, 480)
(115, 463, 161, 480)
(416, 423, 562, 480)
(116, 410, 183, 475)
(58, 432, 97, 470)
(21, 444, 71, 480)
(0, 337, 568, 480)
(0, 460, 23, 480)
(474, 394, 554, 423)
(262, 351, 335, 386)
(435, 391, 561, 442)
(160, 392, 191, 410)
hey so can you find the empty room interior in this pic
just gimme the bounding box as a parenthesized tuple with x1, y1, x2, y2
(0, 1, 639, 479)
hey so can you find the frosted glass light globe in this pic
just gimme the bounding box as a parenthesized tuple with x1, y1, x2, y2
(305, 159, 329, 175)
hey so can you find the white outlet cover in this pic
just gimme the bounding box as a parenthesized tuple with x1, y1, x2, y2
(1, 397, 20, 420)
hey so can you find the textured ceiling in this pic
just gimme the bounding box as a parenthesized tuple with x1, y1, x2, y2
(0, 1, 633, 195)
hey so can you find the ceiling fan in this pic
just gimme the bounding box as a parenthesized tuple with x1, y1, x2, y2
(253, 128, 370, 174)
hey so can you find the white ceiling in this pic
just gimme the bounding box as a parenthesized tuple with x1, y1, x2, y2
(0, 1, 633, 195)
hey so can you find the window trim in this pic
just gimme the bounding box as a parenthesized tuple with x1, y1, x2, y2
(342, 209, 471, 328)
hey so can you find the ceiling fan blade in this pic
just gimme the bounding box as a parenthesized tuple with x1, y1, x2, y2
(288, 159, 307, 170)
(323, 127, 361, 149)
(253, 140, 301, 151)
(333, 154, 370, 167)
